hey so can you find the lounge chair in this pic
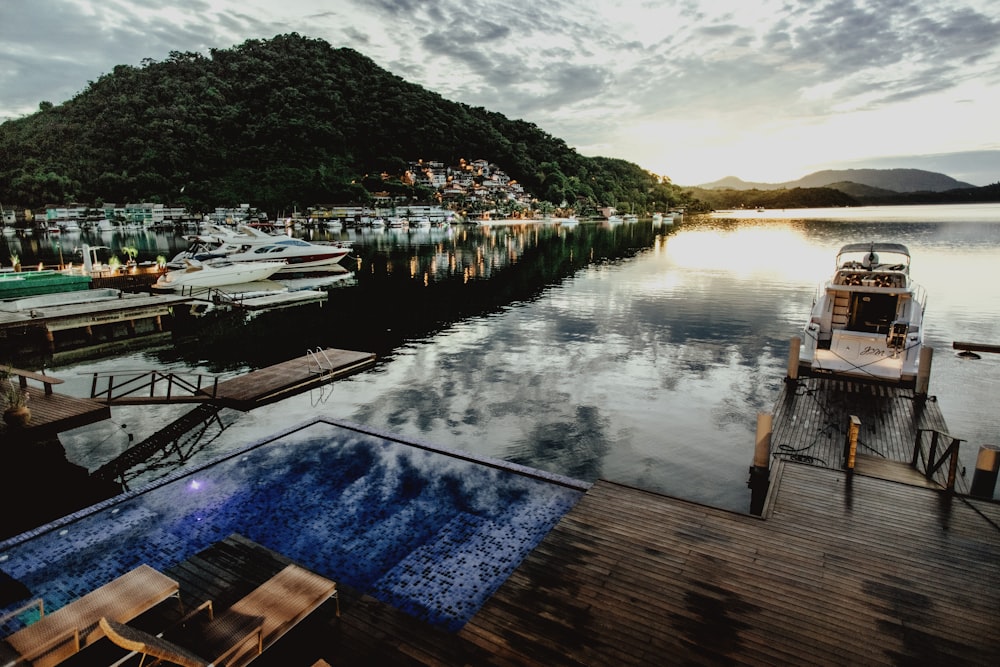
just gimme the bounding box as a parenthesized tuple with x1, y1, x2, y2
(99, 563, 337, 667)
(0, 564, 180, 667)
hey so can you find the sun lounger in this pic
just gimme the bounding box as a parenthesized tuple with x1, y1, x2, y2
(99, 563, 337, 667)
(0, 564, 180, 667)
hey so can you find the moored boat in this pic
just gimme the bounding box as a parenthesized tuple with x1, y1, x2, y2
(168, 225, 351, 273)
(798, 242, 926, 386)
(152, 259, 286, 291)
(0, 269, 92, 299)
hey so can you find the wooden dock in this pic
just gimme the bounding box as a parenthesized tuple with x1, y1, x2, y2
(766, 375, 965, 491)
(58, 469, 1000, 666)
(1, 368, 110, 440)
(211, 348, 376, 410)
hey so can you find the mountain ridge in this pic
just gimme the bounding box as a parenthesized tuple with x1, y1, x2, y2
(697, 168, 975, 193)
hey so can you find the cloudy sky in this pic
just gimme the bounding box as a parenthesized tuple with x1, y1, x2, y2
(2, 0, 999, 186)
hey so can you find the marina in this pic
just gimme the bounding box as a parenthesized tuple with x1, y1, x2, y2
(1, 206, 999, 663)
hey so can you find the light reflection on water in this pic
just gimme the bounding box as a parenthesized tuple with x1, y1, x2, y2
(37, 204, 1000, 511)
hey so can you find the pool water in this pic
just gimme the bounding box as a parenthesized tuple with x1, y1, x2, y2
(0, 419, 586, 633)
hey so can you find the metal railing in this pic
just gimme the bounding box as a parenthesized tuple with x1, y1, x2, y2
(911, 428, 963, 491)
(90, 370, 219, 404)
(306, 347, 335, 373)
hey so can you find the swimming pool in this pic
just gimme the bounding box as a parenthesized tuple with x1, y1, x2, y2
(0, 418, 586, 633)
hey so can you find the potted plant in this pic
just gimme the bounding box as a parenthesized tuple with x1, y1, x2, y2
(1, 368, 31, 428)
(121, 246, 139, 266)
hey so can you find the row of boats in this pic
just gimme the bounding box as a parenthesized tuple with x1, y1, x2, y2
(153, 225, 352, 291)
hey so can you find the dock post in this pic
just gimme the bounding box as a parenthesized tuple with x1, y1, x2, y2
(843, 415, 861, 470)
(970, 445, 1000, 499)
(915, 346, 933, 397)
(786, 337, 800, 381)
(748, 412, 772, 515)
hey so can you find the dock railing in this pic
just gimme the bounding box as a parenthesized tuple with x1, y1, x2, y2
(306, 347, 335, 373)
(911, 428, 963, 491)
(90, 370, 219, 404)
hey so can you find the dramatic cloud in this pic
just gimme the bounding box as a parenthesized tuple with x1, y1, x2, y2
(2, 0, 998, 184)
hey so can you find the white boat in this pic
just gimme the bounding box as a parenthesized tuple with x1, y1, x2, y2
(606, 215, 623, 225)
(652, 212, 663, 225)
(168, 225, 351, 273)
(153, 259, 286, 291)
(798, 242, 926, 386)
(623, 213, 638, 223)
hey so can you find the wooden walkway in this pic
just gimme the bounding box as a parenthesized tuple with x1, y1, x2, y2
(768, 376, 965, 491)
(1, 369, 109, 440)
(211, 348, 376, 410)
(59, 470, 1000, 666)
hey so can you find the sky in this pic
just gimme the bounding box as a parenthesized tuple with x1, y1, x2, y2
(1, 0, 999, 186)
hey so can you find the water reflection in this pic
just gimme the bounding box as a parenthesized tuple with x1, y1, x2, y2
(24, 207, 1000, 513)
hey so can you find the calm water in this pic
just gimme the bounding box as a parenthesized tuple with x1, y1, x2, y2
(9, 203, 1000, 512)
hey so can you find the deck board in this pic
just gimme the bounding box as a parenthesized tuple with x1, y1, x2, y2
(1, 386, 110, 439)
(61, 467, 1000, 666)
(211, 348, 376, 409)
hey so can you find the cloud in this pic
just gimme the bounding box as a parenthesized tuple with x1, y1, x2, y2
(1, 0, 998, 183)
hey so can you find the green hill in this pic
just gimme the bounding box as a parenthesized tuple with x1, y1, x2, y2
(0, 33, 694, 216)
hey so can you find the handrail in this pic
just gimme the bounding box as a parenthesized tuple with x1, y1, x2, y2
(911, 428, 962, 491)
(306, 348, 333, 373)
(90, 370, 218, 403)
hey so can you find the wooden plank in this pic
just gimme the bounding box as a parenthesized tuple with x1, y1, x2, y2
(2, 386, 110, 438)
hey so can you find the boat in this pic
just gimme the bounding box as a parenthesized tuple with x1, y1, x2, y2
(623, 213, 638, 223)
(606, 215, 623, 225)
(0, 269, 92, 299)
(652, 212, 663, 225)
(152, 259, 287, 291)
(798, 242, 926, 386)
(168, 225, 351, 273)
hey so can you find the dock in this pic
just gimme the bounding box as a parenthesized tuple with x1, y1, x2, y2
(763, 375, 965, 492)
(53, 468, 1000, 666)
(1, 368, 109, 439)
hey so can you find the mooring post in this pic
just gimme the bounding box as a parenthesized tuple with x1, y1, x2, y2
(915, 346, 933, 397)
(787, 336, 800, 381)
(748, 412, 772, 515)
(971, 444, 1000, 499)
(844, 415, 861, 470)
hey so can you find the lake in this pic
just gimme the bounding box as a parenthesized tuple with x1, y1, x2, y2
(8, 203, 1000, 512)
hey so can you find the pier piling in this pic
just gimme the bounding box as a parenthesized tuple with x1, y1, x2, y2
(971, 444, 1000, 499)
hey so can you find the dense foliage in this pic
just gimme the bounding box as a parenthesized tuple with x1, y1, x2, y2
(688, 186, 859, 210)
(0, 33, 697, 216)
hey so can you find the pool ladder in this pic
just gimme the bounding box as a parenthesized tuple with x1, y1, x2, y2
(307, 347, 335, 373)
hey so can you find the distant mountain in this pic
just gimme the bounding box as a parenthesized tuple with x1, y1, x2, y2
(697, 168, 975, 193)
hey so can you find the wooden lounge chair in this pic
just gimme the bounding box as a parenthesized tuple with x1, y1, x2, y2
(99, 563, 337, 667)
(0, 564, 180, 667)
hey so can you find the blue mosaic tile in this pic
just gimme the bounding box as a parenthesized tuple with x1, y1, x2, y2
(0, 419, 585, 633)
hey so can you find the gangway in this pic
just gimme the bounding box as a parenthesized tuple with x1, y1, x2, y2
(91, 404, 227, 490)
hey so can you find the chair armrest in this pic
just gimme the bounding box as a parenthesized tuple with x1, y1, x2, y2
(176, 599, 214, 626)
(18, 628, 80, 664)
(213, 623, 264, 665)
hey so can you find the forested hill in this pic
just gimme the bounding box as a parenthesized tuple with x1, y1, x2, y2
(0, 33, 693, 215)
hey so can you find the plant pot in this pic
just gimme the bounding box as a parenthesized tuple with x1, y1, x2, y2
(3, 406, 31, 428)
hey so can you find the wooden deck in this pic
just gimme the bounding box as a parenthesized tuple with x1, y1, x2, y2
(1, 385, 110, 441)
(768, 376, 965, 490)
(59, 470, 1000, 666)
(211, 348, 376, 410)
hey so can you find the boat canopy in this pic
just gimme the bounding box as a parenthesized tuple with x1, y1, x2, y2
(836, 242, 910, 257)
